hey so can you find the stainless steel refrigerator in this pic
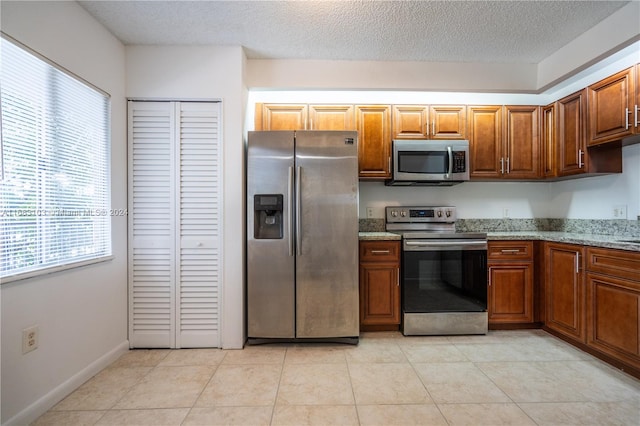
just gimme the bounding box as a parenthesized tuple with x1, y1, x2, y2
(247, 130, 359, 342)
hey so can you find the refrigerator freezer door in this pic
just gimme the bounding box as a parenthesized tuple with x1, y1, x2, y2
(247, 131, 296, 338)
(295, 131, 359, 337)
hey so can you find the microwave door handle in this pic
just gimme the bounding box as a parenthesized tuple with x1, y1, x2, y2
(445, 146, 453, 179)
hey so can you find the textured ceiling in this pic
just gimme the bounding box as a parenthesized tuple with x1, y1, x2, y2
(78, 0, 630, 63)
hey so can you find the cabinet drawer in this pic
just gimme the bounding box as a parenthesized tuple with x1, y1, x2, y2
(586, 247, 640, 282)
(359, 240, 400, 262)
(488, 241, 534, 260)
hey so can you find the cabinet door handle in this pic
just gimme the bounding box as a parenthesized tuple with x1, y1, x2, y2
(425, 122, 429, 136)
(371, 250, 390, 254)
(578, 149, 584, 169)
(575, 252, 580, 274)
(500, 249, 520, 254)
(397, 268, 400, 286)
(500, 157, 505, 174)
(625, 108, 630, 130)
(635, 105, 639, 127)
(432, 121, 435, 136)
(506, 157, 510, 174)
(388, 156, 391, 174)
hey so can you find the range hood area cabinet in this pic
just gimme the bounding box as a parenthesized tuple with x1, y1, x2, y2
(467, 105, 541, 180)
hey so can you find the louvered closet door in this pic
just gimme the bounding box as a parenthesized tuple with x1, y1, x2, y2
(128, 101, 176, 348)
(177, 102, 221, 348)
(128, 101, 221, 348)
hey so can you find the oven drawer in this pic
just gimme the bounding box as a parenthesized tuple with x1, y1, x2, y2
(359, 240, 401, 262)
(488, 241, 533, 261)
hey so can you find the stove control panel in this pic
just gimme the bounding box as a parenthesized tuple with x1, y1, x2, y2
(386, 206, 456, 223)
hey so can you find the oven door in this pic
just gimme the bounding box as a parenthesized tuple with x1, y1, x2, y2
(402, 239, 487, 313)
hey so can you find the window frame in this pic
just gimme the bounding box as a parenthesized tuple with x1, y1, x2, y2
(0, 33, 113, 284)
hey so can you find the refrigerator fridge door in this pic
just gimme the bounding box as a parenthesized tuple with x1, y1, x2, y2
(295, 131, 359, 338)
(247, 131, 295, 338)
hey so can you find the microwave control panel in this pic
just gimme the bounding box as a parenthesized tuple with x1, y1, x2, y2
(452, 151, 466, 172)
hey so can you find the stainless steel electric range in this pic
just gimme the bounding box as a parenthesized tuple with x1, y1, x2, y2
(386, 206, 488, 335)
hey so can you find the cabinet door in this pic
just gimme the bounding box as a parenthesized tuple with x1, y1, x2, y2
(258, 104, 308, 130)
(359, 262, 400, 326)
(356, 105, 392, 179)
(430, 105, 467, 139)
(587, 67, 635, 146)
(309, 104, 354, 130)
(488, 264, 534, 323)
(467, 106, 502, 179)
(545, 242, 586, 343)
(557, 89, 588, 177)
(586, 273, 640, 367)
(504, 106, 540, 179)
(542, 103, 557, 178)
(392, 105, 429, 139)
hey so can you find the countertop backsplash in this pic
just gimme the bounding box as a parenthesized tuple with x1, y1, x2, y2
(360, 218, 640, 238)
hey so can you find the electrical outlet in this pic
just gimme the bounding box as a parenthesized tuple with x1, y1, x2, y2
(22, 325, 39, 354)
(366, 207, 374, 218)
(613, 205, 627, 219)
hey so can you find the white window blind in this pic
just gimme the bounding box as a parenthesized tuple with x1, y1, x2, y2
(0, 37, 111, 281)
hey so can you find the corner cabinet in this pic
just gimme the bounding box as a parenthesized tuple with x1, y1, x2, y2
(544, 242, 586, 343)
(359, 240, 401, 330)
(555, 89, 622, 178)
(356, 105, 392, 179)
(487, 241, 535, 325)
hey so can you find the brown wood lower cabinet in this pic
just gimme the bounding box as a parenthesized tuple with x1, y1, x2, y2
(544, 242, 586, 343)
(585, 247, 640, 374)
(359, 240, 400, 330)
(488, 241, 535, 325)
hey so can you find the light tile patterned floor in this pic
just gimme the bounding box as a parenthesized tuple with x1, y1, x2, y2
(33, 330, 640, 425)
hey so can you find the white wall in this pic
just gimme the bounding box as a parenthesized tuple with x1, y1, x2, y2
(548, 144, 640, 220)
(125, 45, 247, 350)
(1, 2, 128, 425)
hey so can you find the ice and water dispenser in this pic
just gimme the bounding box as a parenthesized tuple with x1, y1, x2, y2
(253, 194, 284, 239)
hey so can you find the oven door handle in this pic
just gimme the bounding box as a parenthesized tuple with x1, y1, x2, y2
(404, 240, 487, 251)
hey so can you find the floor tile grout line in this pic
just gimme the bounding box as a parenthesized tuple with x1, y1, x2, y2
(343, 350, 361, 425)
(268, 348, 287, 425)
(178, 354, 227, 425)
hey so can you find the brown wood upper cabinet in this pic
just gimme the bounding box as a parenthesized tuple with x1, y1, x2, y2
(357, 105, 392, 179)
(392, 105, 466, 140)
(255, 103, 355, 131)
(587, 66, 636, 146)
(551, 89, 622, 178)
(468, 105, 540, 179)
(542, 102, 557, 178)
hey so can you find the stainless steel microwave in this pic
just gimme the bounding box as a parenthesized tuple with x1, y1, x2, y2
(386, 139, 470, 186)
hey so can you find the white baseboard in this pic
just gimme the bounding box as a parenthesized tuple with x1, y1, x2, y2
(3, 340, 130, 426)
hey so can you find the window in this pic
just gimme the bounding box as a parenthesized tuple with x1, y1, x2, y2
(0, 36, 111, 281)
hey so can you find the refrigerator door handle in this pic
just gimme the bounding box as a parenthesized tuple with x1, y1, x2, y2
(295, 166, 302, 255)
(288, 166, 295, 256)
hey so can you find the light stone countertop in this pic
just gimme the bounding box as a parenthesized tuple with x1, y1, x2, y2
(359, 231, 640, 252)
